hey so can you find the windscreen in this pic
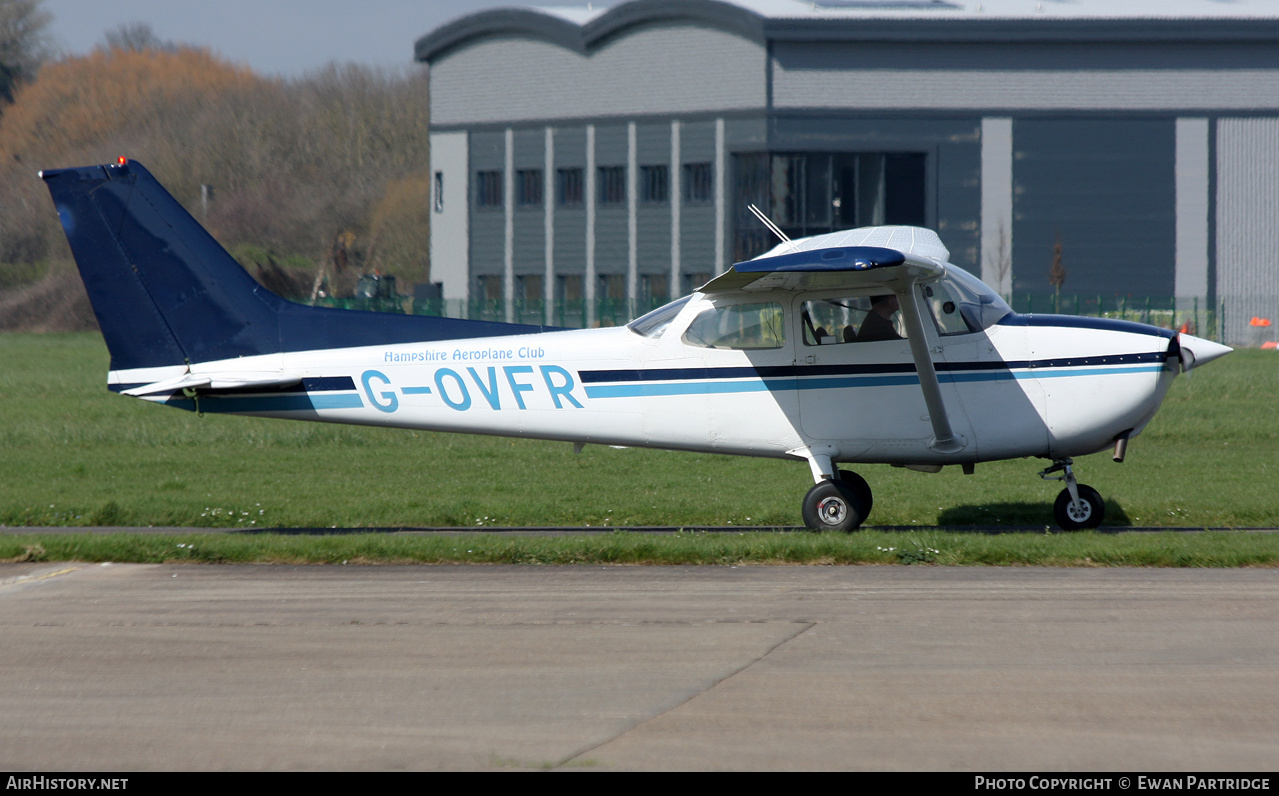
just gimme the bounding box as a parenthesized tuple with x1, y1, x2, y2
(627, 295, 692, 339)
(924, 267, 1012, 335)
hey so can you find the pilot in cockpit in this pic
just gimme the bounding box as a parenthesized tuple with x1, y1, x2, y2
(857, 294, 902, 341)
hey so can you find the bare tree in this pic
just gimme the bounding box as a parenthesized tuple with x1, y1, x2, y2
(102, 22, 175, 53)
(0, 0, 51, 103)
(0, 42, 435, 322)
(985, 219, 1012, 300)
(1049, 232, 1067, 312)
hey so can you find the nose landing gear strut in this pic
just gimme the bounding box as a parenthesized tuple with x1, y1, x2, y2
(1040, 459, 1105, 530)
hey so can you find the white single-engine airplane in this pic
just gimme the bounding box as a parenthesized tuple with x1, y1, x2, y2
(42, 159, 1232, 530)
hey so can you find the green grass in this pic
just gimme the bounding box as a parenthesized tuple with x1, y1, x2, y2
(2, 333, 1278, 533)
(3, 529, 1277, 567)
(0, 260, 56, 291)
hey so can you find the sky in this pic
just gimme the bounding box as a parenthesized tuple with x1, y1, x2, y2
(43, 0, 1274, 78)
(42, 0, 578, 78)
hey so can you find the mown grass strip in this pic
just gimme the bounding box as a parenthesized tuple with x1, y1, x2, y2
(3, 334, 1278, 532)
(4, 530, 1277, 567)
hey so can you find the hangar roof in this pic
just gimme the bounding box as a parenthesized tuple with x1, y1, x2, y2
(416, 0, 1279, 63)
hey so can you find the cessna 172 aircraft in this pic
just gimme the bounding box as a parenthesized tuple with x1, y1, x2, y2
(41, 158, 1231, 531)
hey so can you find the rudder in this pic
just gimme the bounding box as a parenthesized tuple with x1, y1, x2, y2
(41, 159, 280, 372)
(41, 159, 558, 376)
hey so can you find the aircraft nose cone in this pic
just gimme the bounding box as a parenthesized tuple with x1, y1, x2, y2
(1178, 333, 1232, 372)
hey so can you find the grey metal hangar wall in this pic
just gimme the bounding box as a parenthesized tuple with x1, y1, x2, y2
(418, 1, 1279, 342)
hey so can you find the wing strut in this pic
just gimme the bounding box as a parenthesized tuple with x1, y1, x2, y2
(897, 285, 965, 454)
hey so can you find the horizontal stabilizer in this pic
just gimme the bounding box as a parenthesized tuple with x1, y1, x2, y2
(121, 372, 302, 397)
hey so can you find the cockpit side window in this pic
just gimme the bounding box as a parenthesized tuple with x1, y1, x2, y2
(924, 280, 972, 335)
(801, 295, 905, 345)
(682, 301, 785, 350)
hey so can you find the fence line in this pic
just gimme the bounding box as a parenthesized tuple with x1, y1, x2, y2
(1010, 294, 1222, 341)
(314, 292, 1279, 346)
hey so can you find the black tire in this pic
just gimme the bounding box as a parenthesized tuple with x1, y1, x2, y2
(1053, 484, 1105, 530)
(836, 469, 873, 523)
(802, 479, 868, 532)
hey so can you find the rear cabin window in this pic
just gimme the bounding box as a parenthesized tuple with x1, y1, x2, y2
(682, 302, 785, 350)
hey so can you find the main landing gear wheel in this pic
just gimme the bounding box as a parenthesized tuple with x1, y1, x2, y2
(802, 479, 870, 533)
(836, 469, 873, 523)
(1053, 484, 1104, 530)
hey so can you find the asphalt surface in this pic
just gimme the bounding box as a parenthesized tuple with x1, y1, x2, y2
(1, 562, 1276, 771)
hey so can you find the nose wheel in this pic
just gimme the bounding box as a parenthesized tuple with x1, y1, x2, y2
(1054, 484, 1104, 530)
(1041, 459, 1105, 530)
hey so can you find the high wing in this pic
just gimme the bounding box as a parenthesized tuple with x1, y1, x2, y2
(703, 227, 963, 471)
(701, 226, 948, 295)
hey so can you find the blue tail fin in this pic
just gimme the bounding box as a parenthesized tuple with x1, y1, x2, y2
(41, 159, 555, 372)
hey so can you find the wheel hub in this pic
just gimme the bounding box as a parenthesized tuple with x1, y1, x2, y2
(817, 496, 848, 525)
(1066, 500, 1092, 522)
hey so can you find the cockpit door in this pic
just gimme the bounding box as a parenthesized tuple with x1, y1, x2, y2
(792, 290, 945, 457)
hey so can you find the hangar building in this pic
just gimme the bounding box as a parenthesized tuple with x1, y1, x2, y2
(416, 0, 1279, 342)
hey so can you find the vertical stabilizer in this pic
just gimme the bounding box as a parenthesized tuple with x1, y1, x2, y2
(41, 159, 557, 374)
(42, 160, 281, 371)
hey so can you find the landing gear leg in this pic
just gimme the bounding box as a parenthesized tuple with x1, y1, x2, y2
(1040, 459, 1105, 530)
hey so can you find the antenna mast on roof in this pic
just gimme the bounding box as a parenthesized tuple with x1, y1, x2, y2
(747, 203, 790, 244)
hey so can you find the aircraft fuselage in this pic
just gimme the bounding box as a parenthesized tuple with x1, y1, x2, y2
(110, 300, 1184, 469)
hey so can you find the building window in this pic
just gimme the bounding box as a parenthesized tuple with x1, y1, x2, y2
(556, 273, 583, 301)
(598, 273, 626, 301)
(557, 168, 583, 206)
(684, 162, 713, 203)
(516, 169, 543, 207)
(640, 165, 668, 204)
(433, 171, 444, 213)
(640, 273, 670, 302)
(516, 274, 544, 302)
(475, 274, 502, 301)
(732, 152, 927, 261)
(682, 272, 712, 295)
(475, 170, 502, 209)
(597, 166, 626, 206)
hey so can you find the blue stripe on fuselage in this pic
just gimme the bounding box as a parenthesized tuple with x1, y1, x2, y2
(580, 353, 1168, 399)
